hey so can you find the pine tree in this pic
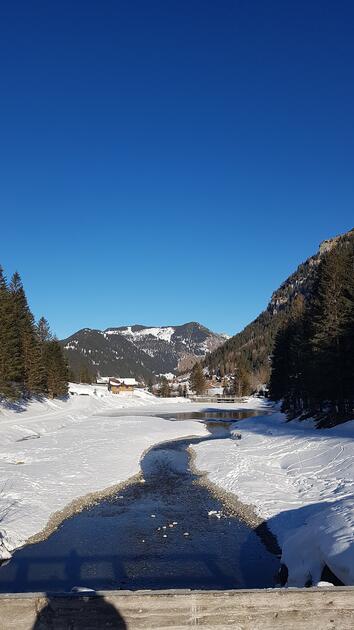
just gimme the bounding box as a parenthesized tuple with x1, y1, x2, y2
(9, 272, 45, 394)
(68, 368, 78, 383)
(269, 241, 354, 422)
(341, 246, 354, 413)
(311, 245, 354, 415)
(43, 340, 69, 398)
(0, 267, 21, 398)
(159, 376, 171, 397)
(189, 363, 206, 395)
(269, 325, 289, 403)
(270, 297, 309, 413)
(80, 365, 92, 384)
(25, 340, 45, 394)
(282, 297, 308, 413)
(233, 366, 251, 397)
(0, 265, 69, 401)
(37, 317, 53, 343)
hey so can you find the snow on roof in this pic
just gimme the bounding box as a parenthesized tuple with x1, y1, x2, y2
(119, 378, 139, 386)
(109, 377, 139, 386)
(96, 377, 109, 384)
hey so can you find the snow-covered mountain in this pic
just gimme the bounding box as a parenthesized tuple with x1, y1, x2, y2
(61, 322, 228, 382)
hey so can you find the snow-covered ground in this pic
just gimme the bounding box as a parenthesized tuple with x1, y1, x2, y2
(1, 387, 353, 589)
(193, 409, 354, 586)
(0, 386, 209, 559)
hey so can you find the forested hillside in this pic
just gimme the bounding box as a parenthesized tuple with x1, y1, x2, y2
(204, 228, 354, 395)
(270, 236, 354, 423)
(0, 267, 68, 400)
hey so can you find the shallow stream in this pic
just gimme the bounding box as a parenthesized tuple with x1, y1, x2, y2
(0, 409, 280, 592)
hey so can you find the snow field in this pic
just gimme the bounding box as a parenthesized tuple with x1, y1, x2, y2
(2, 387, 353, 590)
(193, 412, 354, 586)
(0, 386, 206, 558)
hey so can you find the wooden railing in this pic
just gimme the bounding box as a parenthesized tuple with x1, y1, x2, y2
(1, 587, 354, 629)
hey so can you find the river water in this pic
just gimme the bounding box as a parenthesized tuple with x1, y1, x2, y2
(0, 409, 280, 592)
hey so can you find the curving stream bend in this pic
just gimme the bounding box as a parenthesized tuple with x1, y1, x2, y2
(0, 409, 280, 592)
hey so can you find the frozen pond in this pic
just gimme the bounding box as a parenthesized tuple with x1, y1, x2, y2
(0, 409, 280, 592)
(95, 408, 263, 421)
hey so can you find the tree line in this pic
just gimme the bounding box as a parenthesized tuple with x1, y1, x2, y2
(189, 361, 251, 397)
(154, 376, 188, 397)
(203, 311, 276, 390)
(0, 266, 68, 400)
(269, 239, 354, 424)
(203, 229, 353, 399)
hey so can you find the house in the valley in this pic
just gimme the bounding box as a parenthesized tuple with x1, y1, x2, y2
(108, 377, 140, 394)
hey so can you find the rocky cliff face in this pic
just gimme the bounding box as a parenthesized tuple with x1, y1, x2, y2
(268, 229, 353, 316)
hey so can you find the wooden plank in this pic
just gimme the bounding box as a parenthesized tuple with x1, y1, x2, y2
(0, 588, 354, 629)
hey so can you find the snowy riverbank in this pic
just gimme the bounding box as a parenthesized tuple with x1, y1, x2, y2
(1, 387, 353, 589)
(193, 410, 354, 586)
(0, 386, 209, 559)
(0, 386, 263, 560)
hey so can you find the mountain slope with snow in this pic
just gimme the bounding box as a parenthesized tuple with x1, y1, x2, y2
(61, 322, 228, 381)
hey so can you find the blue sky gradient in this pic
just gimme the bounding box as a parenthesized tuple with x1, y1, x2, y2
(1, 0, 353, 338)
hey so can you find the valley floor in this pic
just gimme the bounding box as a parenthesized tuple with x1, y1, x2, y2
(0, 387, 353, 588)
(0, 387, 208, 560)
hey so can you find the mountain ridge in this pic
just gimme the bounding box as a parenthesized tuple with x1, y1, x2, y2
(204, 228, 354, 386)
(61, 321, 227, 382)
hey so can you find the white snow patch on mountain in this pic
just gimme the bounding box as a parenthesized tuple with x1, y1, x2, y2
(117, 326, 176, 343)
(64, 341, 78, 350)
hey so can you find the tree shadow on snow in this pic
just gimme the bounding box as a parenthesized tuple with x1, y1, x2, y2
(0, 394, 70, 414)
(236, 416, 354, 441)
(255, 501, 346, 586)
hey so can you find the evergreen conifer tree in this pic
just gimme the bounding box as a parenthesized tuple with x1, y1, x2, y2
(9, 272, 45, 394)
(269, 240, 354, 422)
(311, 245, 354, 414)
(80, 365, 92, 384)
(159, 376, 171, 397)
(189, 363, 206, 395)
(0, 266, 69, 400)
(0, 267, 22, 397)
(37, 317, 53, 343)
(43, 340, 69, 398)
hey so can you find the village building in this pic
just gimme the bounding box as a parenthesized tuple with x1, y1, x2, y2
(108, 377, 140, 394)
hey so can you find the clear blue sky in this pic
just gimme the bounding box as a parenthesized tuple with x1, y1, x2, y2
(1, 0, 353, 339)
